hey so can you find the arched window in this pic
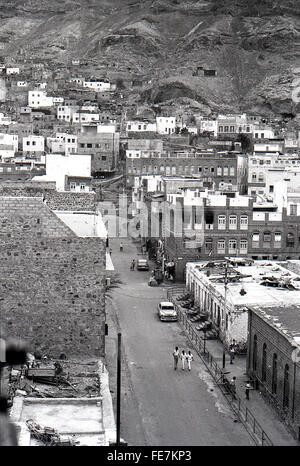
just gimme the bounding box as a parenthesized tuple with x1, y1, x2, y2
(253, 335, 257, 371)
(272, 354, 277, 394)
(262, 343, 267, 382)
(286, 232, 295, 247)
(283, 364, 290, 409)
(228, 239, 237, 253)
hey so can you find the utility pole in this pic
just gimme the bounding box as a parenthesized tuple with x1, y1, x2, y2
(116, 332, 121, 446)
(222, 260, 228, 368)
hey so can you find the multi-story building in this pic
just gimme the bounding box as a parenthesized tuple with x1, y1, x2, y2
(126, 152, 248, 194)
(33, 153, 92, 192)
(156, 116, 176, 135)
(217, 114, 252, 136)
(247, 296, 300, 440)
(77, 132, 120, 174)
(28, 90, 54, 108)
(22, 135, 45, 155)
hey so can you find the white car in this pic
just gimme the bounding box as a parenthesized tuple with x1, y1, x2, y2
(157, 301, 177, 321)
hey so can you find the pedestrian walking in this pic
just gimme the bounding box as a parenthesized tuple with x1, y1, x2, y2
(229, 344, 235, 364)
(172, 346, 179, 370)
(120, 242, 123, 252)
(230, 376, 237, 398)
(180, 350, 186, 370)
(186, 350, 194, 371)
(109, 248, 112, 256)
(245, 381, 253, 400)
(130, 259, 136, 271)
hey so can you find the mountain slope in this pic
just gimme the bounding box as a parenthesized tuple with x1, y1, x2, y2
(0, 0, 299, 117)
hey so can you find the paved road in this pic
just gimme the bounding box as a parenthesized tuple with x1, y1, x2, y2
(105, 237, 253, 446)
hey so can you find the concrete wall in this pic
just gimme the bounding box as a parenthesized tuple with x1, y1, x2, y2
(0, 196, 106, 358)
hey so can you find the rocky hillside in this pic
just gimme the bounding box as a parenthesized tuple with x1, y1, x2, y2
(0, 0, 300, 118)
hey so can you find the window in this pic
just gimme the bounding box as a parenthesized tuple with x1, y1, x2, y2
(263, 232, 271, 242)
(205, 239, 213, 254)
(70, 183, 76, 191)
(240, 239, 248, 253)
(272, 354, 277, 394)
(290, 204, 297, 216)
(252, 172, 257, 181)
(262, 343, 267, 382)
(128, 124, 131, 130)
(223, 166, 228, 176)
(269, 185, 274, 193)
(286, 232, 295, 247)
(219, 126, 223, 132)
(228, 239, 237, 253)
(253, 335, 257, 371)
(224, 126, 229, 133)
(218, 215, 226, 230)
(229, 215, 237, 230)
(283, 364, 289, 409)
(240, 215, 248, 229)
(217, 166, 222, 176)
(252, 232, 260, 243)
(230, 126, 235, 133)
(274, 232, 281, 242)
(258, 173, 264, 182)
(217, 239, 225, 254)
(230, 166, 235, 176)
(80, 184, 86, 191)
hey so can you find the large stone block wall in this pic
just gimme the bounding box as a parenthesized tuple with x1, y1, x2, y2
(0, 197, 106, 358)
(0, 182, 96, 211)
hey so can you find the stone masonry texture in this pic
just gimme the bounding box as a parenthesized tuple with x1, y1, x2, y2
(0, 181, 96, 211)
(0, 196, 106, 358)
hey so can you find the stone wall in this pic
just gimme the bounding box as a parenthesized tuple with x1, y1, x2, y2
(0, 182, 97, 211)
(0, 197, 106, 358)
(247, 309, 300, 440)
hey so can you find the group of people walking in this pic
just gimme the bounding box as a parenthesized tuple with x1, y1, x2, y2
(172, 347, 194, 371)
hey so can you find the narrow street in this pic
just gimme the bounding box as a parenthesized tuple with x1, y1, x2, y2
(105, 237, 253, 446)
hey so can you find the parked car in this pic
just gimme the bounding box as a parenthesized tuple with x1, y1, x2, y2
(137, 259, 149, 271)
(157, 301, 177, 321)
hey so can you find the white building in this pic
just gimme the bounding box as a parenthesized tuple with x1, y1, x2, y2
(186, 260, 300, 346)
(0, 133, 18, 151)
(83, 79, 111, 92)
(200, 120, 218, 137)
(254, 141, 284, 154)
(126, 120, 157, 132)
(156, 116, 176, 135)
(0, 133, 18, 159)
(32, 153, 92, 192)
(0, 113, 12, 126)
(52, 97, 64, 105)
(17, 81, 28, 87)
(6, 67, 20, 75)
(57, 105, 79, 122)
(23, 135, 45, 153)
(253, 127, 275, 139)
(72, 112, 100, 124)
(28, 90, 54, 108)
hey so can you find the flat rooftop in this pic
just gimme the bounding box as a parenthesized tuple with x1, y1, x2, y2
(187, 261, 300, 343)
(187, 260, 300, 304)
(54, 211, 107, 238)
